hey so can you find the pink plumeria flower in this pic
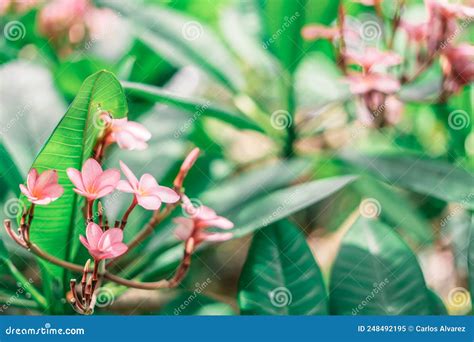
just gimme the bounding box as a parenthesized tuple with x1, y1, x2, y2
(103, 116, 152, 151)
(79, 222, 127, 260)
(67, 158, 120, 200)
(174, 196, 233, 244)
(174, 148, 200, 189)
(117, 161, 179, 210)
(441, 44, 474, 93)
(400, 21, 428, 42)
(346, 73, 401, 95)
(19, 169, 64, 205)
(345, 48, 402, 71)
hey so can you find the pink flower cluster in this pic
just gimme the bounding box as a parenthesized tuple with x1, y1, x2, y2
(19, 116, 233, 262)
(301, 0, 473, 126)
(37, 0, 118, 57)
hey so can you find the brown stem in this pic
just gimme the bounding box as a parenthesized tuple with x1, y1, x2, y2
(169, 237, 195, 287)
(87, 200, 94, 222)
(119, 198, 137, 230)
(387, 0, 405, 49)
(119, 201, 179, 260)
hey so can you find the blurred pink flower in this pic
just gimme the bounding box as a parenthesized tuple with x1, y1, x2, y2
(301, 24, 339, 41)
(67, 158, 120, 200)
(104, 117, 152, 151)
(345, 48, 402, 71)
(400, 21, 428, 42)
(20, 169, 64, 205)
(174, 196, 233, 244)
(425, 0, 473, 53)
(174, 148, 200, 189)
(79, 222, 127, 260)
(117, 161, 179, 210)
(346, 73, 401, 95)
(441, 44, 474, 92)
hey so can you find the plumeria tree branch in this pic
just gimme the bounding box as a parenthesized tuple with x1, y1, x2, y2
(5, 113, 234, 315)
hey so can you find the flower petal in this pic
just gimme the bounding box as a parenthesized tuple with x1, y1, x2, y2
(139, 173, 159, 192)
(116, 180, 135, 193)
(67, 168, 85, 191)
(174, 217, 194, 240)
(35, 170, 58, 191)
(205, 216, 234, 230)
(98, 228, 124, 250)
(81, 158, 103, 190)
(155, 186, 180, 203)
(137, 194, 162, 210)
(85, 222, 103, 250)
(119, 161, 139, 189)
(202, 232, 233, 242)
(124, 121, 152, 141)
(26, 169, 38, 191)
(94, 168, 120, 192)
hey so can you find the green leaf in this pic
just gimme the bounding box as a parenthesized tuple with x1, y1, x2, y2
(160, 292, 235, 316)
(329, 216, 434, 315)
(100, 0, 244, 92)
(468, 215, 474, 310)
(0, 141, 23, 196)
(259, 0, 308, 73)
(139, 170, 352, 281)
(427, 288, 448, 315)
(18, 70, 127, 306)
(122, 81, 263, 132)
(201, 158, 311, 213)
(340, 153, 474, 209)
(0, 236, 46, 309)
(238, 220, 328, 315)
(230, 175, 356, 238)
(352, 177, 433, 245)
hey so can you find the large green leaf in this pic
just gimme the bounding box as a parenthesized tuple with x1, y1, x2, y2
(122, 81, 263, 132)
(468, 215, 474, 311)
(238, 220, 328, 315)
(352, 177, 433, 245)
(230, 175, 356, 237)
(160, 292, 235, 316)
(259, 0, 308, 73)
(340, 153, 474, 209)
(18, 71, 127, 307)
(140, 175, 355, 280)
(100, 0, 244, 93)
(329, 216, 434, 315)
(0, 141, 23, 197)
